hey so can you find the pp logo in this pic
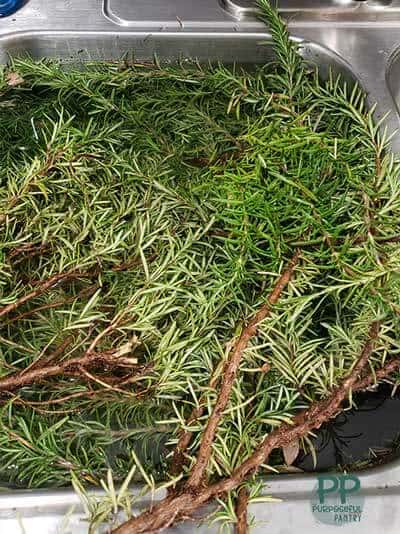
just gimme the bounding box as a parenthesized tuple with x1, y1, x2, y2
(310, 475, 364, 526)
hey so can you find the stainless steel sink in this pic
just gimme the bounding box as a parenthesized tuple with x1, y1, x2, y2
(1, 1, 400, 532)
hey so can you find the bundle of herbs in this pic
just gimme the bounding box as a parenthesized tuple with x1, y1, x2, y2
(1, 1, 400, 532)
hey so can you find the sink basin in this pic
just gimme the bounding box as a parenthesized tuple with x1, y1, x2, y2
(222, 0, 362, 19)
(222, 0, 398, 18)
(386, 45, 400, 119)
(1, 1, 400, 533)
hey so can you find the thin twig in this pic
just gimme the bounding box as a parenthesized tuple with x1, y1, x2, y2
(3, 285, 99, 326)
(10, 390, 124, 407)
(0, 148, 65, 226)
(0, 253, 154, 321)
(0, 270, 87, 319)
(87, 322, 118, 354)
(78, 367, 133, 395)
(8, 242, 51, 265)
(20, 335, 75, 376)
(290, 233, 400, 248)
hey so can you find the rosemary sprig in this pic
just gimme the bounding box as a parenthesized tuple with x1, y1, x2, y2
(0, 1, 399, 532)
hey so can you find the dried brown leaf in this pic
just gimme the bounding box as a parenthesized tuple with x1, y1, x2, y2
(282, 439, 300, 466)
(6, 71, 24, 87)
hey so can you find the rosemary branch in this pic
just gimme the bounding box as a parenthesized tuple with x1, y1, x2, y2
(113, 323, 380, 533)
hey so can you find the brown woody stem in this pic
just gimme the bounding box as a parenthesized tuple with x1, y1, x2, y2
(353, 357, 400, 391)
(112, 321, 379, 534)
(169, 362, 223, 479)
(3, 285, 99, 326)
(0, 271, 87, 319)
(0, 340, 137, 393)
(186, 250, 300, 489)
(235, 487, 249, 534)
(0, 255, 150, 322)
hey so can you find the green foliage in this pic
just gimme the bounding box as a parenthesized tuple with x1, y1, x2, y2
(0, 5, 399, 527)
(256, 0, 305, 100)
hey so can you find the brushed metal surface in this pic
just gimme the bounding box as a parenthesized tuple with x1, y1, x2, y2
(222, 0, 361, 18)
(223, 0, 400, 19)
(222, 0, 397, 13)
(104, 0, 221, 25)
(0, 1, 400, 532)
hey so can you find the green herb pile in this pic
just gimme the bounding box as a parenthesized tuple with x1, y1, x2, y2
(0, 0, 399, 506)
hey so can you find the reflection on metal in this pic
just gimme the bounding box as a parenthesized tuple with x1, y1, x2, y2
(222, 0, 398, 18)
(221, 0, 361, 19)
(104, 0, 217, 25)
